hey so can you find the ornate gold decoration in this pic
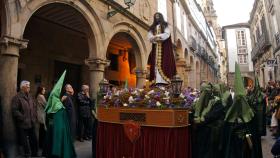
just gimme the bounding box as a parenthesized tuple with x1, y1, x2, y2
(155, 25, 171, 83)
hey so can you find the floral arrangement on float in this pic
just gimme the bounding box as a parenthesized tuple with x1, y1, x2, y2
(98, 76, 198, 109)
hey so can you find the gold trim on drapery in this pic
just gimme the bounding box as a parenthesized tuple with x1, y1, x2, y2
(155, 25, 170, 83)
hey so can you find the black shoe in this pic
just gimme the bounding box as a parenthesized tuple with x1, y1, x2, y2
(84, 137, 89, 140)
(79, 138, 84, 142)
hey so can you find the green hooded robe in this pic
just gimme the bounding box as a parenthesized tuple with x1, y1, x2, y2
(223, 63, 260, 158)
(44, 71, 76, 158)
(192, 83, 225, 158)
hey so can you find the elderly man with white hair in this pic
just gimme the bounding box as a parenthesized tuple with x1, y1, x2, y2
(62, 84, 76, 139)
(12, 80, 38, 157)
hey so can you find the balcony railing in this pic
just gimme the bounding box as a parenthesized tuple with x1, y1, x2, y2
(189, 36, 197, 51)
(197, 45, 201, 56)
(201, 50, 208, 62)
(251, 44, 260, 61)
(275, 32, 280, 48)
(251, 31, 271, 60)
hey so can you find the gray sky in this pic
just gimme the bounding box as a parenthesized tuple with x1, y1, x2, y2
(198, 0, 255, 26)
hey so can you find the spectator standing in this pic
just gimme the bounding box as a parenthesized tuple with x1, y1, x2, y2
(12, 81, 38, 157)
(62, 84, 76, 139)
(35, 86, 47, 149)
(77, 85, 93, 142)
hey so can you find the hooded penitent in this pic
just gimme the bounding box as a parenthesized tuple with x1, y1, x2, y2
(224, 63, 254, 123)
(44, 71, 76, 158)
(248, 76, 266, 136)
(192, 83, 225, 158)
(222, 63, 261, 158)
(247, 76, 265, 158)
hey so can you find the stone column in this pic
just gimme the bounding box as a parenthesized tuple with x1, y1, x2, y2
(135, 69, 147, 88)
(85, 58, 110, 99)
(0, 36, 28, 157)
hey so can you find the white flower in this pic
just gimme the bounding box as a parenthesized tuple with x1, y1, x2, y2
(179, 93, 185, 98)
(145, 95, 150, 99)
(148, 90, 155, 95)
(104, 95, 110, 99)
(131, 90, 137, 95)
(164, 91, 170, 97)
(109, 96, 112, 100)
(128, 96, 134, 103)
(156, 101, 161, 107)
(159, 86, 165, 91)
(115, 91, 120, 96)
(139, 89, 144, 92)
(123, 103, 128, 107)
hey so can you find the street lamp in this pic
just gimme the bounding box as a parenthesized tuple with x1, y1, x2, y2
(107, 0, 136, 18)
(99, 78, 110, 96)
(171, 75, 183, 98)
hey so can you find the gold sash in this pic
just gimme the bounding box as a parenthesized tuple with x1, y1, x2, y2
(155, 25, 170, 83)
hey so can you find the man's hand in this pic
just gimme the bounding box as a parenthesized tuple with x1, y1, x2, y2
(86, 92, 90, 98)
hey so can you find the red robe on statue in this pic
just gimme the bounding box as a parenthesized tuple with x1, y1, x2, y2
(148, 36, 177, 83)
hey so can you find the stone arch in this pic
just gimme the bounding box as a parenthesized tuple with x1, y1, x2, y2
(107, 22, 147, 70)
(243, 75, 254, 88)
(190, 55, 194, 67)
(13, 0, 105, 58)
(184, 48, 188, 59)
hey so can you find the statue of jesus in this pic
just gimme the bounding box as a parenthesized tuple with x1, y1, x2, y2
(148, 12, 177, 85)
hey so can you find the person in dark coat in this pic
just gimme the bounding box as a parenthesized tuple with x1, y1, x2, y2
(77, 85, 93, 142)
(62, 84, 76, 140)
(12, 80, 38, 157)
(272, 137, 280, 157)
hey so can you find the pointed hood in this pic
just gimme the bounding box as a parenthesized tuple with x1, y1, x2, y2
(45, 71, 66, 114)
(234, 63, 246, 96)
(225, 63, 254, 123)
(252, 76, 261, 95)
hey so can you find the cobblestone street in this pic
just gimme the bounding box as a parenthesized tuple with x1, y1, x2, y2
(262, 129, 275, 158)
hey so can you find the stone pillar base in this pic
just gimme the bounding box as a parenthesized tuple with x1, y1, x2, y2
(85, 58, 110, 99)
(135, 69, 147, 88)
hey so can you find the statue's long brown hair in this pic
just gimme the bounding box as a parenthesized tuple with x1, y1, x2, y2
(149, 12, 168, 32)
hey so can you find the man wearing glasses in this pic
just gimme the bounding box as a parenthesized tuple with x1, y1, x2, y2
(12, 80, 38, 157)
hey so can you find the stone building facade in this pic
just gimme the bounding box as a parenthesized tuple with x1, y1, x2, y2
(0, 0, 220, 156)
(0, 0, 152, 156)
(222, 24, 254, 87)
(201, 0, 227, 84)
(262, 0, 280, 82)
(249, 0, 275, 87)
(174, 0, 219, 89)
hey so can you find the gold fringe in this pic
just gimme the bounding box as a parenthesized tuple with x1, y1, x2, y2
(155, 25, 170, 83)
